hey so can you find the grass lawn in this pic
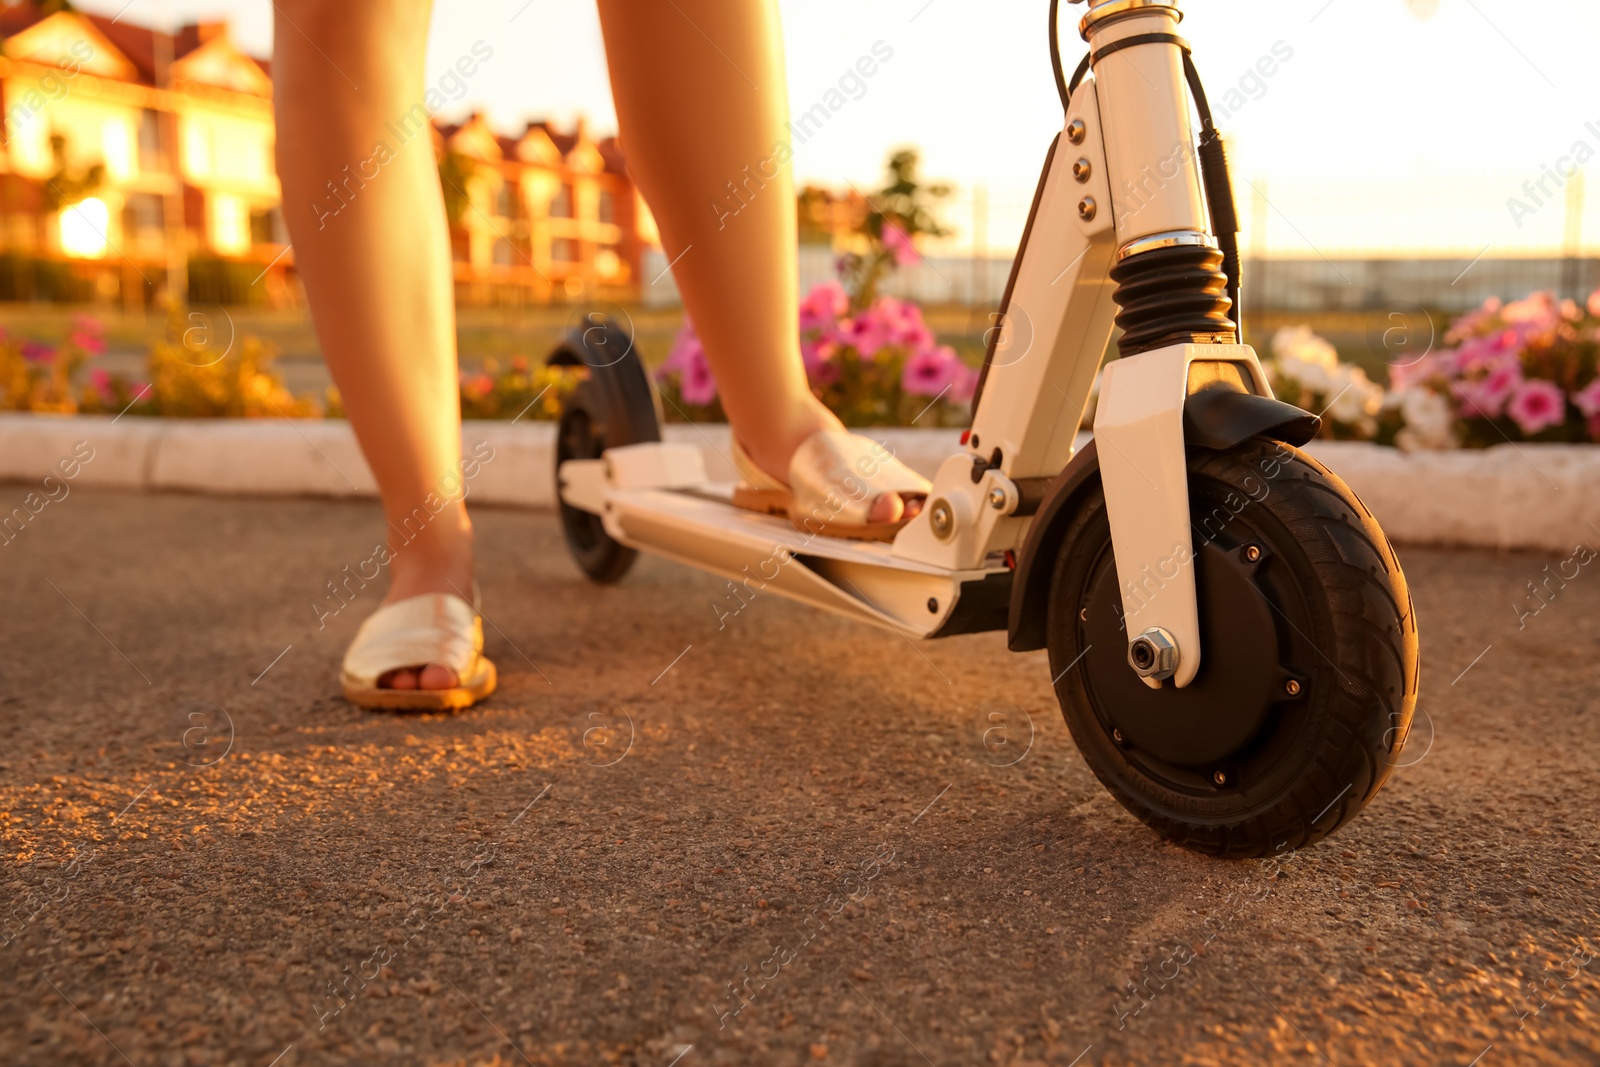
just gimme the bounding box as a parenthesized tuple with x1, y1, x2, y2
(0, 301, 1417, 406)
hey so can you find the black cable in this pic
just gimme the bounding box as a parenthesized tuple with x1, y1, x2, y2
(1048, 0, 1070, 112)
(1181, 52, 1242, 331)
(1049, 0, 1093, 111)
(1069, 51, 1091, 101)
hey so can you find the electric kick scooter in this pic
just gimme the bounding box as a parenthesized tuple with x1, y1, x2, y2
(549, 0, 1420, 857)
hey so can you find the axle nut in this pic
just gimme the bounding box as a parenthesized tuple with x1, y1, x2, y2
(1128, 627, 1179, 681)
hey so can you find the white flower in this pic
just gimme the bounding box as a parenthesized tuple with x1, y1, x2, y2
(1326, 365, 1384, 426)
(1394, 387, 1457, 451)
(1271, 325, 1340, 395)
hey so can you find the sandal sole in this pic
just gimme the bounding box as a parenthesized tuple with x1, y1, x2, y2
(731, 486, 923, 544)
(342, 660, 498, 711)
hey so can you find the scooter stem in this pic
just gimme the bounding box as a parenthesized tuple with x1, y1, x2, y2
(1075, 0, 1210, 258)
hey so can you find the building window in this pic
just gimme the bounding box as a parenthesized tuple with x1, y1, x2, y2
(552, 237, 577, 263)
(493, 238, 515, 266)
(550, 183, 572, 218)
(207, 194, 250, 256)
(598, 188, 615, 225)
(102, 119, 134, 181)
(495, 181, 516, 219)
(123, 192, 164, 251)
(137, 109, 164, 172)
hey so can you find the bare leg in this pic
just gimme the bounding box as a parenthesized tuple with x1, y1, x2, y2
(596, 0, 901, 521)
(273, 0, 467, 689)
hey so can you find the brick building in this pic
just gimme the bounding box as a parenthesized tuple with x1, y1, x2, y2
(0, 3, 653, 307)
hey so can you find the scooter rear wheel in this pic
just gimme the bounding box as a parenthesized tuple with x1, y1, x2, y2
(1045, 437, 1419, 857)
(548, 317, 661, 584)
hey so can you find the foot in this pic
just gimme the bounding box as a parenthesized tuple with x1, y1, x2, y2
(736, 399, 912, 524)
(375, 535, 476, 692)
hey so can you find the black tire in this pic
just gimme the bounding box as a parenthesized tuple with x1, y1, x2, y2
(1045, 437, 1419, 858)
(549, 317, 661, 584)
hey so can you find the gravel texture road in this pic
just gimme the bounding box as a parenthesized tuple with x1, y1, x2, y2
(1, 489, 1597, 1066)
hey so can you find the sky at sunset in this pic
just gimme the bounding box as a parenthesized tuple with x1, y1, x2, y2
(70, 0, 1600, 256)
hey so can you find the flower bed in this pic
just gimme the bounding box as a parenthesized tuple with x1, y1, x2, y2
(1390, 290, 1600, 446)
(653, 280, 976, 428)
(0, 308, 577, 422)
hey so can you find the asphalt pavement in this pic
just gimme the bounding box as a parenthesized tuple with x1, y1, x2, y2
(1, 489, 1596, 1066)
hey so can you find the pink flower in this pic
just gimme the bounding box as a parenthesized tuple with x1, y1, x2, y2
(882, 298, 935, 350)
(68, 314, 106, 355)
(840, 307, 893, 359)
(658, 323, 718, 406)
(1572, 377, 1600, 419)
(901, 345, 960, 398)
(1499, 291, 1557, 326)
(1588, 287, 1600, 319)
(89, 367, 115, 402)
(1506, 378, 1566, 435)
(1480, 329, 1524, 368)
(1445, 296, 1502, 344)
(1452, 360, 1522, 418)
(21, 341, 54, 364)
(1387, 353, 1437, 392)
(68, 331, 106, 355)
(800, 337, 839, 387)
(799, 281, 848, 336)
(951, 362, 980, 405)
(881, 222, 920, 266)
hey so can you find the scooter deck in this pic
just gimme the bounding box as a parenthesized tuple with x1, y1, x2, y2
(561, 450, 1009, 638)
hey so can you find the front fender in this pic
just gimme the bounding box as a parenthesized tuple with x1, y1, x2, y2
(1005, 390, 1318, 653)
(1184, 386, 1319, 450)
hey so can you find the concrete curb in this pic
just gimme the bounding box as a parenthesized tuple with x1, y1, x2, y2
(1, 413, 1595, 552)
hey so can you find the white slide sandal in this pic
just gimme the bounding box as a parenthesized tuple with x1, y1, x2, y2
(730, 429, 931, 543)
(339, 590, 497, 711)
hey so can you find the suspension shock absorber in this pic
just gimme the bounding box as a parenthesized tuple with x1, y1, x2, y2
(1074, 0, 1237, 356)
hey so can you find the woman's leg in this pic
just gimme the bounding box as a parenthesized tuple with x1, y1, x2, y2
(273, 0, 469, 689)
(596, 0, 901, 521)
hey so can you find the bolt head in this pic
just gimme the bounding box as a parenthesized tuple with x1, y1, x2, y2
(926, 597, 939, 613)
(1072, 158, 1092, 183)
(987, 486, 1008, 511)
(1077, 197, 1097, 222)
(1112, 728, 1124, 744)
(929, 500, 955, 540)
(1285, 679, 1302, 696)
(1128, 627, 1179, 680)
(1244, 544, 1261, 562)
(1213, 770, 1228, 786)
(1066, 118, 1087, 144)
(1079, 606, 1088, 622)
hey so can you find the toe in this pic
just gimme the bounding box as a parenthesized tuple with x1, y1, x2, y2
(381, 668, 419, 690)
(867, 491, 906, 524)
(417, 663, 461, 690)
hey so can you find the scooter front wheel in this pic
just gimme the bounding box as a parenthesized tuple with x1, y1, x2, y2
(548, 317, 661, 584)
(1046, 437, 1419, 858)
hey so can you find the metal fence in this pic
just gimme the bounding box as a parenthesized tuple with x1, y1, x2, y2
(643, 169, 1600, 312)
